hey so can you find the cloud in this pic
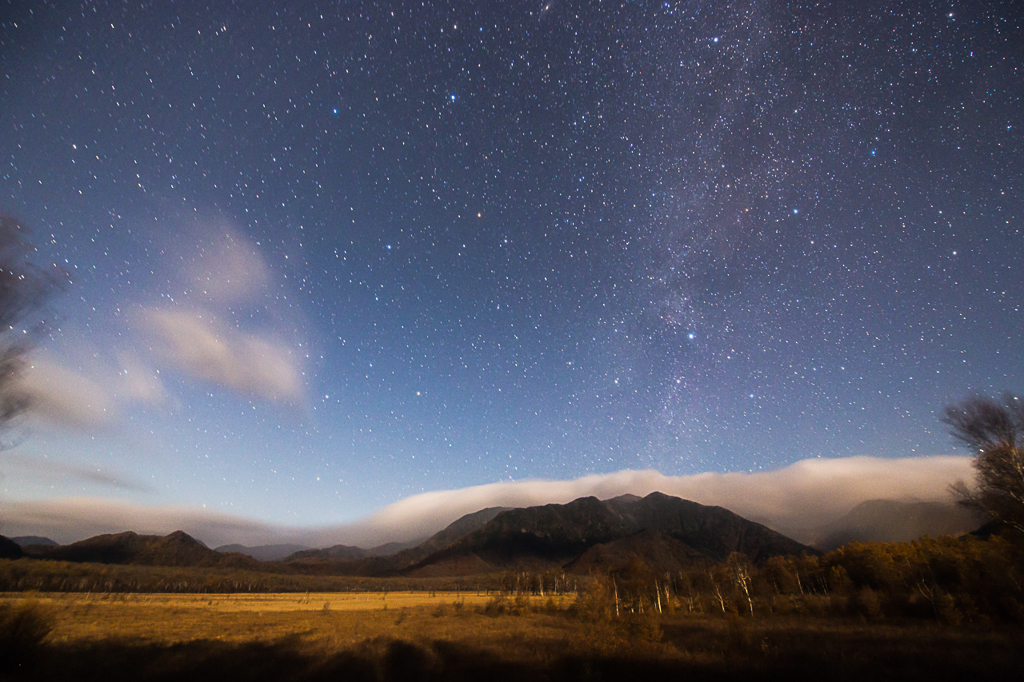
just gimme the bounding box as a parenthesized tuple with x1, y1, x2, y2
(114, 351, 168, 407)
(1, 455, 973, 548)
(15, 351, 169, 431)
(0, 497, 285, 547)
(1, 454, 152, 492)
(346, 455, 975, 546)
(11, 221, 303, 438)
(184, 227, 270, 305)
(18, 357, 114, 429)
(144, 308, 302, 403)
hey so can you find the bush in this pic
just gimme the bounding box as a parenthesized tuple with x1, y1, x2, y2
(0, 600, 53, 666)
(936, 592, 963, 626)
(623, 611, 662, 642)
(726, 613, 753, 650)
(573, 579, 614, 622)
(512, 594, 531, 615)
(482, 594, 508, 615)
(854, 587, 884, 620)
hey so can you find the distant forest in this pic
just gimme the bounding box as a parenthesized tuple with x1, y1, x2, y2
(3, 531, 1022, 625)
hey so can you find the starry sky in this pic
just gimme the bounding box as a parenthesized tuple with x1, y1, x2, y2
(1, 1, 1021, 536)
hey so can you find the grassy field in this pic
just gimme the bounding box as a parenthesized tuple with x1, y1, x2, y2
(2, 591, 571, 646)
(3, 591, 1023, 681)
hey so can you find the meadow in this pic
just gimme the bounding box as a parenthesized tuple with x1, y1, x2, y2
(3, 591, 568, 645)
(3, 590, 1023, 681)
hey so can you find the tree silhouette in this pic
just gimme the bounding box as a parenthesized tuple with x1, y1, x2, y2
(943, 393, 1024, 534)
(0, 214, 61, 437)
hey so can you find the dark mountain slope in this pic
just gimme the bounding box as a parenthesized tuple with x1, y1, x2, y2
(11, 536, 58, 547)
(606, 492, 809, 562)
(814, 499, 983, 550)
(33, 530, 259, 568)
(417, 506, 510, 555)
(406, 492, 813, 575)
(430, 496, 623, 569)
(282, 506, 510, 575)
(0, 535, 22, 559)
(215, 543, 311, 562)
(564, 529, 709, 575)
(286, 544, 369, 561)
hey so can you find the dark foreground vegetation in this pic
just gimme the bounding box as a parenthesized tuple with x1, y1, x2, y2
(3, 530, 1024, 680)
(3, 596, 1023, 682)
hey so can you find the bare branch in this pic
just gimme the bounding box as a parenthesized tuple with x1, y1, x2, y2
(944, 394, 1024, 535)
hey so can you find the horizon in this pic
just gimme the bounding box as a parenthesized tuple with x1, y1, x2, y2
(2, 454, 974, 549)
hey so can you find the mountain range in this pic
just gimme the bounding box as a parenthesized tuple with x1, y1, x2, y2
(11, 536, 59, 547)
(214, 543, 311, 562)
(2, 493, 816, 575)
(19, 530, 261, 569)
(397, 492, 810, 576)
(812, 499, 983, 550)
(2, 493, 984, 576)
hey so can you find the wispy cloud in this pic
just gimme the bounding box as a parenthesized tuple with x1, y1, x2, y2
(137, 221, 304, 405)
(0, 497, 280, 547)
(17, 351, 168, 430)
(144, 308, 302, 404)
(1, 456, 975, 548)
(18, 357, 114, 429)
(1, 454, 152, 492)
(114, 351, 168, 407)
(24, 220, 305, 432)
(184, 227, 270, 305)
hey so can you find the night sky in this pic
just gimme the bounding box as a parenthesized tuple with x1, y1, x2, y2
(1, 1, 1021, 535)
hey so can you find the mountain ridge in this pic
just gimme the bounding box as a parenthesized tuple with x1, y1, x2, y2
(7, 493, 819, 575)
(29, 530, 261, 568)
(401, 492, 813, 576)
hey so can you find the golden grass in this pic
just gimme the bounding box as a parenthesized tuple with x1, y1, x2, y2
(3, 590, 557, 613)
(5, 592, 1023, 680)
(1, 592, 574, 650)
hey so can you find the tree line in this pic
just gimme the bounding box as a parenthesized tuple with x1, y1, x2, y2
(4, 528, 1021, 625)
(500, 532, 1024, 625)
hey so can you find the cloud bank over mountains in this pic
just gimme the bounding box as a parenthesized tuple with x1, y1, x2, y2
(1, 455, 974, 548)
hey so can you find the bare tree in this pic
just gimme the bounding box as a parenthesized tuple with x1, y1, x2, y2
(728, 552, 754, 616)
(0, 214, 61, 438)
(943, 393, 1024, 534)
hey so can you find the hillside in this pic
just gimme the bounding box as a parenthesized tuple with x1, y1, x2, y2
(282, 507, 509, 575)
(0, 535, 22, 560)
(215, 543, 311, 562)
(9, 494, 812, 577)
(11, 536, 59, 547)
(813, 499, 982, 550)
(404, 492, 813, 576)
(31, 530, 261, 569)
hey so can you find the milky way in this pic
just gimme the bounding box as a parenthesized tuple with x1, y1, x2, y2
(0, 1, 1021, 528)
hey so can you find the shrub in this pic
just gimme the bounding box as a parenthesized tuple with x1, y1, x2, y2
(0, 600, 53, 666)
(483, 594, 508, 615)
(854, 586, 884, 620)
(573, 579, 614, 622)
(622, 611, 662, 642)
(512, 594, 531, 615)
(936, 592, 963, 626)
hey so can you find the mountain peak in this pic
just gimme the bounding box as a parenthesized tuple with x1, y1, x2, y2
(32, 530, 253, 568)
(403, 492, 813, 576)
